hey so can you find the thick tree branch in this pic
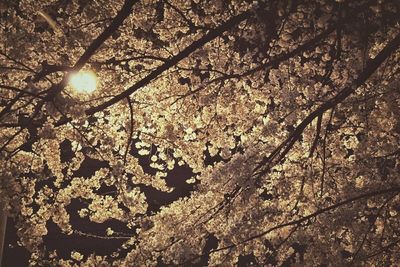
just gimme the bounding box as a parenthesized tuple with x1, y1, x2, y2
(124, 96, 134, 163)
(3, 0, 138, 156)
(253, 32, 400, 177)
(44, 0, 138, 100)
(85, 10, 252, 116)
(73, 0, 138, 70)
(0, 202, 7, 266)
(309, 113, 323, 158)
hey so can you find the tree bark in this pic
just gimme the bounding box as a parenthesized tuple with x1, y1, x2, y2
(0, 202, 7, 267)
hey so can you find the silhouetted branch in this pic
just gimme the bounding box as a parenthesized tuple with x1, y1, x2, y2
(45, 0, 138, 100)
(86, 10, 253, 115)
(253, 32, 400, 177)
(124, 96, 134, 163)
(182, 186, 400, 265)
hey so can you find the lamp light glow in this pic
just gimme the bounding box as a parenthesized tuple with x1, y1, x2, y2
(69, 71, 97, 93)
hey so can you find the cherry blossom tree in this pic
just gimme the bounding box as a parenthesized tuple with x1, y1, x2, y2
(1, 0, 399, 266)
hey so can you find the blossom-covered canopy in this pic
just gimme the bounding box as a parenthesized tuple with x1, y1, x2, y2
(0, 0, 399, 266)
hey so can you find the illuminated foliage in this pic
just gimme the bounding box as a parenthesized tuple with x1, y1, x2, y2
(0, 0, 399, 266)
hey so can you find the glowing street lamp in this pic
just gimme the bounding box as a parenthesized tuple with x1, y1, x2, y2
(69, 70, 98, 94)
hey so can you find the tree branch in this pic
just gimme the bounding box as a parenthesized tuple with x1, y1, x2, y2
(182, 186, 400, 265)
(85, 10, 253, 116)
(253, 32, 400, 177)
(44, 0, 138, 100)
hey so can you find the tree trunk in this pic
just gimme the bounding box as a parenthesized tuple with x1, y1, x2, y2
(0, 202, 6, 267)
